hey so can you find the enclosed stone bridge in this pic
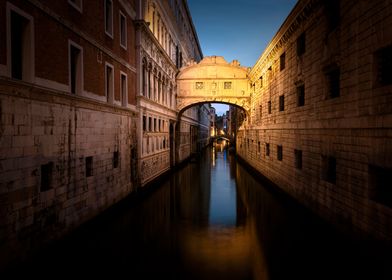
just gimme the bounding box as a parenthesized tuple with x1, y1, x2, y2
(176, 56, 251, 114)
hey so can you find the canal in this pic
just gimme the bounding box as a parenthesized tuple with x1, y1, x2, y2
(7, 146, 391, 279)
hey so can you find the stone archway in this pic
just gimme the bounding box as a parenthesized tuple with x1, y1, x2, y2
(176, 56, 251, 114)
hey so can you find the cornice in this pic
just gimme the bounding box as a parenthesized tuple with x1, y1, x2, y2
(249, 0, 321, 81)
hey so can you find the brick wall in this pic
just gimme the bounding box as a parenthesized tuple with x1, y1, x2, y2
(238, 0, 392, 239)
(0, 79, 138, 267)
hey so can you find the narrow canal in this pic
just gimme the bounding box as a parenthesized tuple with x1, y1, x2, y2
(9, 146, 391, 279)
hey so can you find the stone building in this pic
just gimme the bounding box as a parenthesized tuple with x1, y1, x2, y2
(135, 0, 208, 185)
(0, 0, 138, 267)
(237, 0, 392, 239)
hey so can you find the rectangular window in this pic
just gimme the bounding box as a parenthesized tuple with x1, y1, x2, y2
(260, 76, 263, 88)
(259, 105, 262, 118)
(374, 45, 392, 86)
(258, 141, 261, 154)
(149, 117, 152, 131)
(154, 118, 157, 131)
(68, 0, 82, 12)
(9, 9, 33, 81)
(196, 82, 204, 89)
(120, 72, 127, 106)
(326, 68, 340, 98)
(369, 165, 392, 208)
(41, 162, 53, 192)
(297, 84, 305, 106)
(277, 145, 283, 161)
(268, 101, 271, 114)
(325, 0, 340, 32)
(159, 119, 161, 132)
(321, 155, 336, 184)
(297, 32, 306, 56)
(143, 116, 147, 131)
(105, 63, 113, 103)
(279, 95, 284, 111)
(280, 52, 286, 71)
(69, 43, 82, 94)
(295, 149, 302, 169)
(266, 143, 270, 156)
(119, 12, 127, 49)
(86, 156, 93, 177)
(113, 151, 119, 168)
(224, 82, 232, 89)
(105, 0, 113, 37)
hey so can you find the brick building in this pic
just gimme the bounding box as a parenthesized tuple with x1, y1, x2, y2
(0, 0, 138, 267)
(237, 0, 392, 239)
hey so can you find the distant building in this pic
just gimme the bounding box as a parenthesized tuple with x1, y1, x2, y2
(136, 0, 207, 185)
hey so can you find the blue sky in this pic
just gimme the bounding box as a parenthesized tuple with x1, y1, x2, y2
(187, 0, 297, 115)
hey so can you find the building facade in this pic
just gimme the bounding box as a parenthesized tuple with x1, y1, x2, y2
(237, 0, 392, 239)
(0, 0, 139, 267)
(135, 0, 207, 185)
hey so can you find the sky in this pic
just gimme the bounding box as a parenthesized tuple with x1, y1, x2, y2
(187, 0, 298, 115)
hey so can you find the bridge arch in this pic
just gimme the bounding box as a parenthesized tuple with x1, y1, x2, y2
(176, 56, 251, 114)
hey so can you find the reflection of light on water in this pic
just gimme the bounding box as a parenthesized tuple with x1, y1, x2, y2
(180, 225, 253, 279)
(212, 146, 216, 166)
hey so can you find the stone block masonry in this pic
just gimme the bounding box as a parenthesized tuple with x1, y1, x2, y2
(239, 0, 392, 240)
(0, 79, 138, 267)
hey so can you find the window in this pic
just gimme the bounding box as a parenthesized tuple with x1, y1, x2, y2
(295, 149, 302, 169)
(9, 7, 34, 82)
(297, 84, 305, 106)
(258, 141, 261, 154)
(321, 155, 336, 184)
(325, 0, 340, 32)
(224, 82, 232, 89)
(268, 101, 271, 114)
(105, 63, 114, 103)
(369, 165, 392, 208)
(277, 145, 283, 161)
(196, 82, 204, 89)
(159, 119, 161, 132)
(41, 162, 53, 192)
(68, 0, 82, 12)
(69, 42, 83, 94)
(120, 72, 127, 106)
(86, 156, 93, 177)
(154, 118, 157, 131)
(279, 95, 284, 111)
(266, 143, 270, 156)
(325, 67, 340, 98)
(259, 105, 262, 118)
(119, 12, 127, 49)
(143, 115, 147, 131)
(280, 52, 286, 71)
(104, 0, 113, 37)
(148, 117, 152, 131)
(374, 45, 392, 86)
(113, 151, 119, 168)
(297, 32, 306, 56)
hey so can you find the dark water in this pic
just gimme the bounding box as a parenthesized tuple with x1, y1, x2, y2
(7, 147, 392, 279)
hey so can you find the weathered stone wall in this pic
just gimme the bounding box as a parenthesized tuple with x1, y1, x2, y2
(238, 0, 392, 239)
(0, 79, 138, 266)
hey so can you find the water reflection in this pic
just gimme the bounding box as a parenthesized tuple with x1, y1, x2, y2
(7, 147, 391, 279)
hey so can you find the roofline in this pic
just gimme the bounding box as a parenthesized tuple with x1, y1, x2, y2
(183, 0, 203, 59)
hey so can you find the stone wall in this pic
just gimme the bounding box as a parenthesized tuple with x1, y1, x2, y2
(238, 0, 392, 239)
(0, 79, 138, 267)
